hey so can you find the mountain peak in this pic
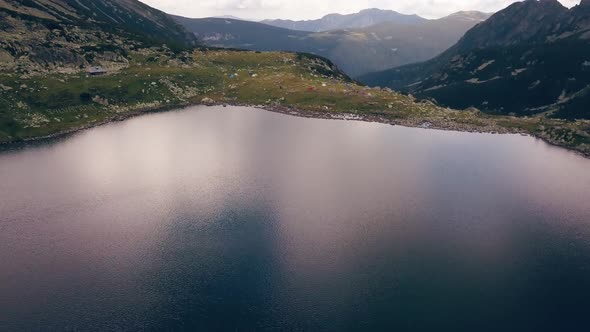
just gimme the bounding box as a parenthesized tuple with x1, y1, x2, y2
(520, 0, 567, 12)
(452, 0, 569, 51)
(357, 8, 412, 15)
(443, 11, 492, 22)
(531, 0, 564, 6)
(262, 8, 425, 32)
(359, 8, 384, 13)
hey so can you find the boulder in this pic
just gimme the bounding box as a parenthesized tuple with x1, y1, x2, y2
(201, 97, 215, 106)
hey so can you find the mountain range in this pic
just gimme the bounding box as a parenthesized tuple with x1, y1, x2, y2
(361, 0, 590, 120)
(174, 11, 490, 77)
(261, 8, 426, 32)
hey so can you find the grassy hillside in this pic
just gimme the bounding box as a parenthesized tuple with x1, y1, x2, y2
(0, 0, 197, 49)
(0, 49, 588, 157)
(0, 49, 437, 141)
(0, 0, 198, 75)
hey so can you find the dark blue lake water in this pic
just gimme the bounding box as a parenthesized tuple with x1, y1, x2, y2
(1, 106, 590, 331)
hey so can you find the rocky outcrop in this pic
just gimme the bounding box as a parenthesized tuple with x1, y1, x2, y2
(0, 0, 197, 74)
(201, 97, 215, 106)
(361, 0, 590, 120)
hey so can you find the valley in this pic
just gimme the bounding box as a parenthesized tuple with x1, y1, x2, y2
(175, 11, 490, 77)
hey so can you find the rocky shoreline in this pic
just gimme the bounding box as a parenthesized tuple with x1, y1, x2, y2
(257, 104, 590, 159)
(1, 102, 588, 159)
(0, 103, 188, 148)
(258, 104, 521, 134)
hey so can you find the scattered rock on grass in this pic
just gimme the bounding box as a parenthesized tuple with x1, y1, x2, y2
(201, 97, 215, 106)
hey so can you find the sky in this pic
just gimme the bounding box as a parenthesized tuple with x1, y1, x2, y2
(139, 0, 581, 20)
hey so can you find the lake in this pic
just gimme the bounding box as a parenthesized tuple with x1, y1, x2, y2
(1, 106, 590, 331)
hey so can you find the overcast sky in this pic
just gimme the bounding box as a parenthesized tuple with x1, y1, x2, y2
(139, 0, 581, 20)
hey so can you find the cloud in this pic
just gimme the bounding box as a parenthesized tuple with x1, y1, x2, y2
(140, 0, 581, 20)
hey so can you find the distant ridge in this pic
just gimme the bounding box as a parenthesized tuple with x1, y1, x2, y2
(261, 8, 426, 32)
(175, 11, 490, 77)
(213, 15, 250, 21)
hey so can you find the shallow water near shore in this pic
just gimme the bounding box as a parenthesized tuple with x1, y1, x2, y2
(1, 106, 590, 331)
